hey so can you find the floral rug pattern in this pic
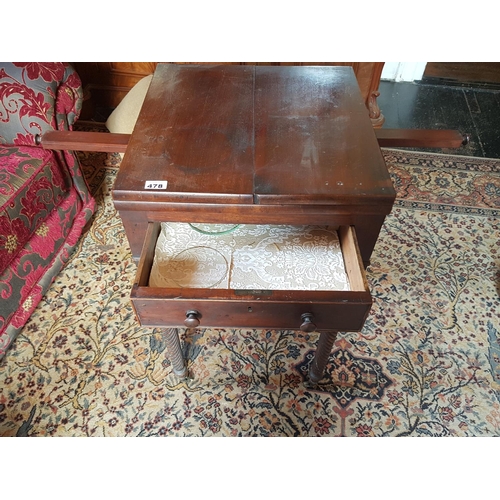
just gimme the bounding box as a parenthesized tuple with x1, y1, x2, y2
(1, 148, 499, 437)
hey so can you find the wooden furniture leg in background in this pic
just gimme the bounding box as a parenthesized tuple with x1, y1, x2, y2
(163, 327, 188, 378)
(308, 331, 339, 384)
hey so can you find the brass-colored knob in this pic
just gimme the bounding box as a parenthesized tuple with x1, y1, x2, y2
(300, 313, 316, 333)
(184, 310, 201, 328)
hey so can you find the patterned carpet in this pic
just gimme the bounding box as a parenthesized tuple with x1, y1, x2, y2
(1, 147, 499, 437)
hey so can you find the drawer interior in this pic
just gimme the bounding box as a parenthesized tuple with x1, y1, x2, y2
(149, 223, 352, 292)
(131, 222, 371, 331)
(135, 222, 369, 294)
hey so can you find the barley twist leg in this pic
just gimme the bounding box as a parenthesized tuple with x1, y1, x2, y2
(163, 327, 187, 378)
(308, 331, 338, 384)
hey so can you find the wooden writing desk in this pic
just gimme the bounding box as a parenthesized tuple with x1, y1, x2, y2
(111, 64, 397, 383)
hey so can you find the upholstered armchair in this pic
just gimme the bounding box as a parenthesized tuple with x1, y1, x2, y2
(0, 62, 95, 359)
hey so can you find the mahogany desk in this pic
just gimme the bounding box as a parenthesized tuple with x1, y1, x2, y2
(111, 64, 397, 383)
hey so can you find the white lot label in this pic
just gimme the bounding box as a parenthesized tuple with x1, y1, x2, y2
(144, 181, 168, 190)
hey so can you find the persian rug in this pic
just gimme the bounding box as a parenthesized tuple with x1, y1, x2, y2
(0, 146, 499, 437)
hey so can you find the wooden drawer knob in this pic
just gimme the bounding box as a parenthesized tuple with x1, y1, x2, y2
(184, 310, 201, 328)
(300, 313, 316, 333)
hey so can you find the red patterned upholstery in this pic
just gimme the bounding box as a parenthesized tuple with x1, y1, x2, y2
(0, 63, 95, 359)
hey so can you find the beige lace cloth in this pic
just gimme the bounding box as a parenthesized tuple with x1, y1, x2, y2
(149, 223, 351, 291)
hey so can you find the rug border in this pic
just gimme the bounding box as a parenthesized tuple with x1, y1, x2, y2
(381, 147, 500, 163)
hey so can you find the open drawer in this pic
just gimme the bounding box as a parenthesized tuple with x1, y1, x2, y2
(131, 222, 372, 333)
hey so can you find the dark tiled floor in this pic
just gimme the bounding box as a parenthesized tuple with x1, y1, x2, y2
(378, 79, 500, 159)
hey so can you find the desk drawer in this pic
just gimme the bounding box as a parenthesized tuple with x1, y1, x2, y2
(131, 223, 372, 332)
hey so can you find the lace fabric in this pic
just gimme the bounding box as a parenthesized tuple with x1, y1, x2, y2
(149, 223, 350, 291)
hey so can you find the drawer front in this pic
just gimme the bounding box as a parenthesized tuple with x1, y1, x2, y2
(131, 223, 372, 333)
(131, 293, 371, 332)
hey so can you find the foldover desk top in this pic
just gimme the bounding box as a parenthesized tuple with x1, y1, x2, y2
(113, 64, 395, 209)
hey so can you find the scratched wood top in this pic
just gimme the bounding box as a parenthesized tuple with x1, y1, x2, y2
(113, 64, 395, 207)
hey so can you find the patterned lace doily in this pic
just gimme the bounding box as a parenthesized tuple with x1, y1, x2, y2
(149, 223, 350, 291)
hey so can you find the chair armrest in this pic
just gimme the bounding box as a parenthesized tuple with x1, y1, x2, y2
(0, 62, 83, 146)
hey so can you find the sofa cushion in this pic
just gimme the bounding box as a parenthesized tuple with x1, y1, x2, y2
(0, 145, 71, 273)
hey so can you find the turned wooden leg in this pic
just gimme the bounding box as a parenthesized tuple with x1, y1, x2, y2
(163, 327, 187, 378)
(368, 90, 385, 128)
(309, 331, 338, 384)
